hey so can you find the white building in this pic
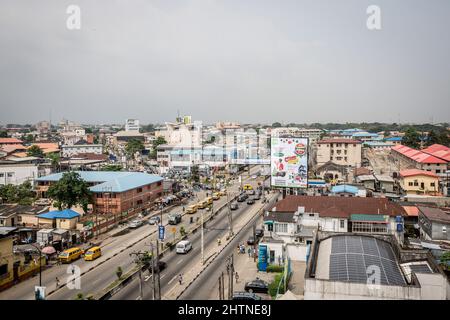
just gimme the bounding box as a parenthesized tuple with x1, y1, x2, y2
(125, 119, 140, 132)
(271, 127, 323, 143)
(62, 144, 103, 157)
(316, 138, 362, 167)
(0, 158, 48, 185)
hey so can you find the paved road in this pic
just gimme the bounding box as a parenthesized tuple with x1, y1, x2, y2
(179, 198, 277, 300)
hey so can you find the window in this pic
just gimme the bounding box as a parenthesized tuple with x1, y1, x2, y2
(274, 223, 288, 233)
(436, 170, 441, 174)
(0, 173, 4, 177)
(430, 182, 435, 187)
(414, 180, 418, 186)
(340, 220, 345, 229)
(137, 187, 143, 193)
(7, 173, 13, 177)
(408, 182, 413, 186)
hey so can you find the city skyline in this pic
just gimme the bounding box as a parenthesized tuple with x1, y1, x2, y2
(1, 1, 449, 124)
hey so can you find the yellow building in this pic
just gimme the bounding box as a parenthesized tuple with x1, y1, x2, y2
(0, 233, 14, 290)
(399, 169, 439, 195)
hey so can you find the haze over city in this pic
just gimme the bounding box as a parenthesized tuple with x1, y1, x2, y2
(1, 0, 450, 124)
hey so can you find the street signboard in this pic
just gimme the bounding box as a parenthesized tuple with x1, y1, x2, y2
(270, 136, 308, 188)
(34, 286, 46, 300)
(158, 225, 165, 240)
(258, 245, 268, 271)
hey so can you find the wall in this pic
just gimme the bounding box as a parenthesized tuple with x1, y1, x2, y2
(415, 273, 448, 300)
(62, 144, 103, 157)
(0, 164, 39, 185)
(0, 237, 14, 289)
(431, 221, 450, 241)
(286, 243, 309, 262)
(304, 278, 422, 300)
(56, 218, 79, 230)
(400, 175, 439, 195)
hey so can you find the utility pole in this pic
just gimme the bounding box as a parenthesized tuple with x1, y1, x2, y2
(201, 208, 204, 265)
(253, 224, 257, 263)
(156, 240, 161, 300)
(218, 275, 222, 300)
(221, 271, 225, 300)
(151, 243, 156, 300)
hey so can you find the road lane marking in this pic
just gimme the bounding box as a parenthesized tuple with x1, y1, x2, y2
(160, 274, 166, 279)
(176, 259, 184, 265)
(144, 275, 151, 282)
(168, 275, 177, 285)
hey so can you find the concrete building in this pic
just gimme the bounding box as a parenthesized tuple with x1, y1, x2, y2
(125, 119, 140, 132)
(36, 209, 80, 230)
(35, 171, 163, 215)
(356, 174, 376, 190)
(418, 206, 450, 241)
(62, 142, 103, 157)
(271, 127, 323, 143)
(304, 233, 448, 300)
(391, 145, 447, 176)
(374, 174, 395, 193)
(316, 139, 362, 167)
(398, 169, 439, 196)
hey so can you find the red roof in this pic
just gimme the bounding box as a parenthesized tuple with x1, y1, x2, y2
(391, 145, 446, 164)
(268, 195, 405, 218)
(402, 206, 419, 217)
(399, 169, 438, 178)
(317, 139, 361, 144)
(422, 144, 450, 162)
(0, 138, 23, 144)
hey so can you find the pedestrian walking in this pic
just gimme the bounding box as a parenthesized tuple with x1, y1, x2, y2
(71, 265, 75, 275)
(235, 272, 239, 283)
(55, 277, 60, 288)
(247, 248, 251, 257)
(178, 273, 183, 285)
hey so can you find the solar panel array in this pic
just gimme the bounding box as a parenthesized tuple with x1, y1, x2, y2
(329, 236, 406, 286)
(409, 264, 432, 274)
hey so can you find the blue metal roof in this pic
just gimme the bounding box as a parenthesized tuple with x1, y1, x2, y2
(36, 171, 163, 193)
(352, 132, 379, 137)
(37, 209, 80, 219)
(385, 137, 402, 141)
(331, 185, 359, 194)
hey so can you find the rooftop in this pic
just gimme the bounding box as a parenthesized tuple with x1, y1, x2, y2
(399, 169, 438, 178)
(36, 171, 163, 193)
(421, 144, 450, 162)
(317, 139, 361, 145)
(37, 209, 80, 220)
(418, 206, 450, 224)
(269, 195, 405, 218)
(392, 145, 446, 164)
(0, 204, 49, 217)
(0, 138, 23, 144)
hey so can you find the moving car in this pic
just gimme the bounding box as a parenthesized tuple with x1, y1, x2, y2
(218, 189, 227, 196)
(253, 194, 261, 200)
(168, 213, 182, 225)
(237, 195, 246, 202)
(243, 184, 253, 190)
(232, 292, 262, 300)
(244, 279, 269, 294)
(247, 189, 255, 195)
(148, 216, 161, 225)
(128, 220, 144, 229)
(176, 240, 192, 254)
(230, 202, 239, 210)
(58, 247, 82, 263)
(212, 192, 220, 200)
(247, 198, 255, 205)
(186, 204, 198, 214)
(84, 246, 102, 261)
(247, 236, 255, 245)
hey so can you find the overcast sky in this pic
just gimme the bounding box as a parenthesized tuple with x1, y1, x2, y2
(1, 0, 449, 125)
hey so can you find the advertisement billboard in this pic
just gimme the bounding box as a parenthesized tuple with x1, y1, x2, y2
(270, 137, 308, 188)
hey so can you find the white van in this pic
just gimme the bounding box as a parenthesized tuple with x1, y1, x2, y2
(176, 240, 192, 254)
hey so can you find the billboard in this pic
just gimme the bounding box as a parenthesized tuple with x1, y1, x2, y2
(270, 136, 308, 188)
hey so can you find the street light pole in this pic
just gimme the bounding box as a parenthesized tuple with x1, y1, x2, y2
(201, 208, 204, 265)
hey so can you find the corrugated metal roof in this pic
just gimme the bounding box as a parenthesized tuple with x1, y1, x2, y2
(36, 171, 163, 193)
(38, 209, 80, 219)
(350, 214, 388, 222)
(331, 185, 359, 194)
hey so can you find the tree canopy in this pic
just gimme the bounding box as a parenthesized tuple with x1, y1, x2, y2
(47, 171, 92, 212)
(125, 139, 145, 159)
(402, 127, 421, 149)
(0, 181, 35, 205)
(150, 136, 167, 159)
(26, 145, 44, 158)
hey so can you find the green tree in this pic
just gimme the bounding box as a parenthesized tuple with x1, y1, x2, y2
(116, 266, 123, 280)
(150, 136, 167, 159)
(191, 165, 200, 183)
(0, 182, 35, 204)
(46, 153, 60, 172)
(438, 130, 450, 147)
(101, 164, 123, 171)
(125, 139, 145, 159)
(272, 122, 282, 128)
(402, 128, 421, 149)
(26, 145, 44, 158)
(0, 131, 8, 138)
(46, 172, 92, 212)
(24, 134, 35, 143)
(426, 130, 440, 146)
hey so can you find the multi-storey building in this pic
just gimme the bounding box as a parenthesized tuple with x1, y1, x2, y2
(316, 139, 362, 167)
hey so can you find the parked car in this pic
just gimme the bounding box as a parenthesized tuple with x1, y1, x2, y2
(128, 220, 144, 229)
(237, 195, 246, 202)
(253, 194, 261, 200)
(247, 236, 255, 245)
(148, 216, 161, 225)
(244, 279, 269, 294)
(232, 292, 262, 300)
(230, 202, 239, 210)
(247, 198, 255, 205)
(247, 189, 255, 195)
(255, 229, 264, 238)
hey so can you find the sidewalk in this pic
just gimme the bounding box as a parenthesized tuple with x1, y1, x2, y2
(208, 245, 275, 300)
(162, 192, 277, 300)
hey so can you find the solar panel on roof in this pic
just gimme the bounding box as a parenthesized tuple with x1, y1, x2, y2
(409, 264, 432, 274)
(329, 236, 406, 286)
